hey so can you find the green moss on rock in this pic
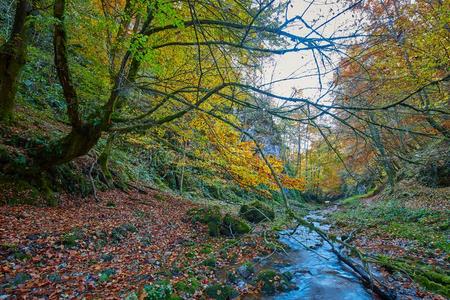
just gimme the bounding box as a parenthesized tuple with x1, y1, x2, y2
(220, 214, 251, 236)
(256, 269, 297, 295)
(188, 206, 222, 224)
(239, 201, 275, 223)
(205, 283, 238, 300)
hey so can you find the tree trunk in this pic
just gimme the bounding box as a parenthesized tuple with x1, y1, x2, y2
(98, 133, 116, 186)
(35, 124, 102, 170)
(368, 113, 396, 190)
(0, 0, 32, 121)
(295, 125, 302, 177)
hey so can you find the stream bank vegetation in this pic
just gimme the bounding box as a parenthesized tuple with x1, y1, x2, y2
(0, 0, 449, 299)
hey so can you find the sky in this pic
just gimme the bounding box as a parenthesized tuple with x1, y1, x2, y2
(262, 0, 360, 104)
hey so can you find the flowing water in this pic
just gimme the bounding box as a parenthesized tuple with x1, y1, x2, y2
(258, 210, 378, 300)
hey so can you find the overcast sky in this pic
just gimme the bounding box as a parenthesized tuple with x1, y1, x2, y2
(262, 0, 360, 104)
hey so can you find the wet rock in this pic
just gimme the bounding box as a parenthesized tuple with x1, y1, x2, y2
(294, 269, 312, 275)
(256, 269, 297, 295)
(237, 262, 254, 279)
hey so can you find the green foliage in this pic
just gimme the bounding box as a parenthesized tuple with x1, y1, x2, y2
(239, 201, 275, 223)
(200, 244, 213, 254)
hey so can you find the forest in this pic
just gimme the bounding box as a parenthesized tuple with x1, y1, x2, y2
(0, 0, 448, 299)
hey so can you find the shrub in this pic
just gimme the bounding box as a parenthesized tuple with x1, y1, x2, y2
(239, 201, 275, 223)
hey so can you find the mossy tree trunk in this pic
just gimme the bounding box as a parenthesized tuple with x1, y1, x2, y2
(98, 133, 116, 186)
(26, 0, 103, 172)
(0, 0, 32, 121)
(34, 124, 102, 170)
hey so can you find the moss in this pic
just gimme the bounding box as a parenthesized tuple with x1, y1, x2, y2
(99, 268, 116, 282)
(188, 207, 251, 237)
(0, 176, 41, 205)
(256, 269, 296, 295)
(208, 219, 221, 237)
(220, 214, 251, 236)
(60, 227, 83, 247)
(154, 193, 165, 201)
(174, 277, 200, 295)
(0, 243, 18, 254)
(13, 250, 31, 261)
(106, 200, 116, 208)
(200, 244, 213, 254)
(204, 283, 238, 300)
(375, 255, 450, 297)
(188, 206, 221, 224)
(11, 272, 32, 286)
(188, 206, 223, 237)
(202, 256, 217, 267)
(239, 201, 275, 223)
(122, 223, 138, 233)
(142, 280, 173, 300)
(416, 275, 449, 297)
(111, 223, 137, 243)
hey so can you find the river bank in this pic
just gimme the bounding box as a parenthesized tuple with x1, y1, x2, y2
(324, 185, 449, 300)
(254, 196, 448, 300)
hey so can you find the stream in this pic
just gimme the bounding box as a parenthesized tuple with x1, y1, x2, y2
(258, 209, 378, 300)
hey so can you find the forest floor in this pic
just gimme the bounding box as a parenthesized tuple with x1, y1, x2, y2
(0, 188, 274, 299)
(325, 181, 450, 299)
(1, 180, 448, 299)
